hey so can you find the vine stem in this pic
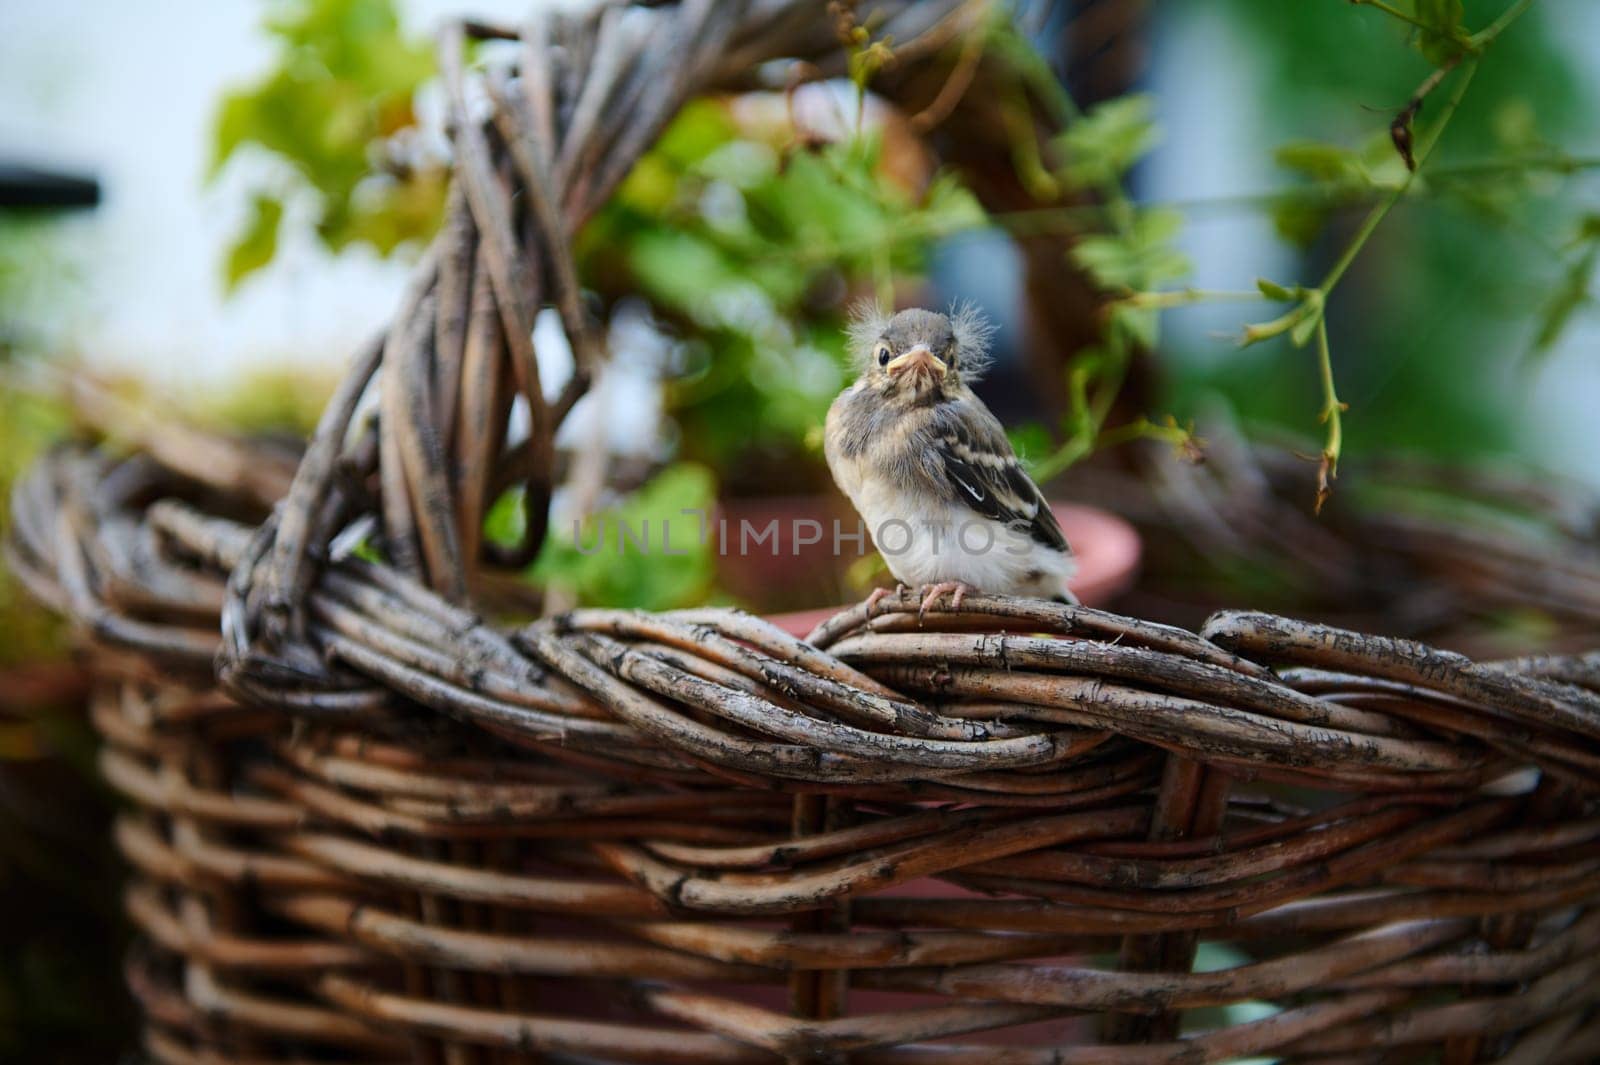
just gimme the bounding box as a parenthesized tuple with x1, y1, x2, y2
(1353, 0, 1534, 53)
(1120, 288, 1267, 311)
(1314, 315, 1345, 515)
(1009, 0, 1524, 489)
(768, 153, 1600, 269)
(1348, 0, 1435, 34)
(1320, 58, 1479, 295)
(910, 0, 992, 132)
(1472, 0, 1536, 49)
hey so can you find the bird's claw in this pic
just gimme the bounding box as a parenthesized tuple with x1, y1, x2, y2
(918, 581, 976, 621)
(865, 585, 901, 616)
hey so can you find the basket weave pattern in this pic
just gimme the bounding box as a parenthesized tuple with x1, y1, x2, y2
(10, 2, 1600, 1062)
(15, 444, 1600, 1062)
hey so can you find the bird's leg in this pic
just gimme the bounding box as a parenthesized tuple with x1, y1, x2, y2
(918, 580, 978, 620)
(866, 584, 906, 616)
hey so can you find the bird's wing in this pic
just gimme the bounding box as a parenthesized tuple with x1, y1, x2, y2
(931, 401, 1070, 553)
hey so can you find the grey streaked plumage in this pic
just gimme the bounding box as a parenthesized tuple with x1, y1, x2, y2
(824, 304, 1076, 606)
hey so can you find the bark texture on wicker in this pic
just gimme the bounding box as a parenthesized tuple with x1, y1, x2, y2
(9, 1, 1600, 1063)
(15, 432, 1600, 1064)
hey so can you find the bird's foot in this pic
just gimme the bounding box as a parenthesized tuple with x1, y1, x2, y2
(866, 584, 907, 616)
(918, 580, 978, 621)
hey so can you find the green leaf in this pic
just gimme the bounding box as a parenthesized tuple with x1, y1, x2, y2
(208, 0, 438, 278)
(1056, 93, 1160, 189)
(656, 98, 739, 168)
(848, 37, 896, 91)
(1530, 232, 1599, 357)
(224, 195, 284, 291)
(1257, 277, 1295, 301)
(578, 97, 985, 472)
(1274, 141, 1366, 185)
(1109, 302, 1159, 350)
(210, 91, 258, 180)
(918, 172, 988, 235)
(1289, 305, 1323, 347)
(340, 168, 448, 255)
(1271, 194, 1333, 249)
(1071, 207, 1190, 292)
(698, 140, 778, 189)
(1269, 141, 1372, 249)
(628, 230, 747, 319)
(1007, 422, 1055, 478)
(1241, 291, 1321, 349)
(1411, 0, 1468, 65)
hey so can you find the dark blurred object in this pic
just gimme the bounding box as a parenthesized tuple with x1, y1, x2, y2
(0, 163, 100, 210)
(1054, 0, 1150, 108)
(0, 662, 135, 1064)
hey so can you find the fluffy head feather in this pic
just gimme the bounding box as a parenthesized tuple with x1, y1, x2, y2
(846, 299, 996, 382)
(947, 299, 995, 381)
(845, 298, 893, 374)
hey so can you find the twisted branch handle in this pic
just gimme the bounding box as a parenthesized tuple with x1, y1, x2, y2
(216, 0, 969, 701)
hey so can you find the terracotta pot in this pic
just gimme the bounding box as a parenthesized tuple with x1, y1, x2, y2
(761, 501, 1142, 637)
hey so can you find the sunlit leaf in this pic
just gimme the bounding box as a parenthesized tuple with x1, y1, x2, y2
(1007, 422, 1055, 479)
(1071, 207, 1190, 292)
(1056, 93, 1160, 189)
(225, 195, 284, 291)
(1109, 301, 1159, 350)
(209, 0, 438, 284)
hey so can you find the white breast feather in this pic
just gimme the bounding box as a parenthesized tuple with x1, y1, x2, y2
(837, 462, 1074, 597)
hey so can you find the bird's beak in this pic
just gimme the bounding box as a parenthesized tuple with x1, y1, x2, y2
(885, 345, 946, 380)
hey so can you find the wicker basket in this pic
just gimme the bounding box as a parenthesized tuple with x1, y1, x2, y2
(10, 2, 1600, 1063)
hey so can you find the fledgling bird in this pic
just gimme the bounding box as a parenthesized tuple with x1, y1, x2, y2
(824, 304, 1076, 615)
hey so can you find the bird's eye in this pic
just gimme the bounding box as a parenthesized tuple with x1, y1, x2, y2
(876, 345, 892, 367)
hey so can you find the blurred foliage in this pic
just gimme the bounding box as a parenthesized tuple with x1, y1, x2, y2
(211, 0, 444, 290)
(209, 0, 988, 591)
(189, 365, 339, 435)
(0, 216, 82, 360)
(0, 387, 70, 668)
(1530, 211, 1600, 359)
(580, 98, 983, 481)
(491, 463, 720, 611)
(200, 0, 1599, 574)
(975, 0, 1597, 507)
(0, 353, 347, 1057)
(1, 212, 77, 668)
(979, 20, 1200, 481)
(1, 217, 132, 1062)
(1172, 0, 1596, 476)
